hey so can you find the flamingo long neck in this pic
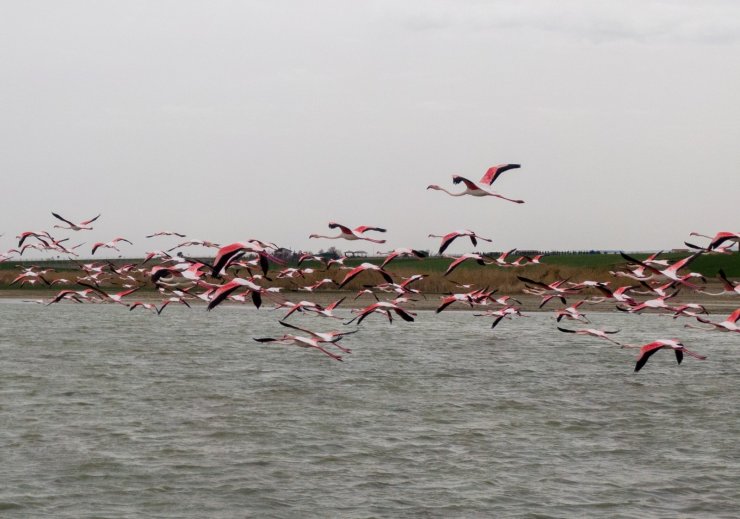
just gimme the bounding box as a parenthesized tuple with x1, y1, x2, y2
(437, 187, 465, 196)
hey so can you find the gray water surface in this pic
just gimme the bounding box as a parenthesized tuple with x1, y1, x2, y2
(1, 300, 738, 518)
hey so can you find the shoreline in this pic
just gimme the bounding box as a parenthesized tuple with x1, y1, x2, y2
(2, 289, 737, 314)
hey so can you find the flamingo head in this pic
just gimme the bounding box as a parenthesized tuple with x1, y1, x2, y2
(426, 184, 441, 190)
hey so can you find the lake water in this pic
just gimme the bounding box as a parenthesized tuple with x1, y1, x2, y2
(1, 300, 738, 518)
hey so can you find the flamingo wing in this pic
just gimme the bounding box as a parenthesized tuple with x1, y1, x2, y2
(354, 226, 386, 234)
(479, 163, 520, 185)
(51, 212, 76, 226)
(451, 175, 480, 191)
(80, 214, 101, 225)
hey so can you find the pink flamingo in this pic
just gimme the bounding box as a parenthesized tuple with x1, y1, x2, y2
(622, 339, 706, 372)
(557, 326, 622, 346)
(309, 222, 387, 243)
(428, 230, 493, 254)
(427, 164, 524, 203)
(52, 212, 100, 231)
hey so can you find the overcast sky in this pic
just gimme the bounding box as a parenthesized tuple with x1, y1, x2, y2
(2, 1, 738, 258)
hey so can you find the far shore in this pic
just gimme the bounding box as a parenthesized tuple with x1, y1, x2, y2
(2, 288, 737, 314)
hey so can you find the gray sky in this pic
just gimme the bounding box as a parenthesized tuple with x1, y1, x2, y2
(2, 0, 739, 258)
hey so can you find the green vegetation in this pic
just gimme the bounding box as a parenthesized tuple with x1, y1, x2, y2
(1, 252, 737, 294)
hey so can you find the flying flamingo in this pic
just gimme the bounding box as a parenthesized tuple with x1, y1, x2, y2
(273, 300, 318, 318)
(491, 248, 518, 267)
(208, 241, 284, 278)
(557, 327, 622, 346)
(379, 248, 428, 268)
(473, 306, 525, 329)
(167, 240, 220, 252)
(206, 278, 264, 311)
(146, 231, 186, 238)
(337, 263, 394, 288)
(435, 293, 476, 313)
(554, 300, 590, 323)
(277, 320, 358, 353)
(16, 231, 52, 248)
(620, 252, 703, 290)
(51, 212, 100, 231)
(426, 164, 524, 203)
(590, 284, 638, 305)
(345, 301, 416, 325)
(444, 253, 491, 277)
(685, 308, 740, 333)
(616, 293, 679, 314)
(671, 304, 708, 319)
(45, 288, 97, 305)
(309, 222, 387, 243)
(77, 282, 140, 305)
(689, 231, 740, 250)
(698, 269, 740, 296)
(91, 237, 133, 255)
(308, 297, 346, 319)
(428, 230, 493, 254)
(685, 241, 735, 254)
(622, 339, 706, 372)
(253, 334, 344, 361)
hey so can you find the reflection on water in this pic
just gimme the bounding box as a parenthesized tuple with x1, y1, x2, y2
(0, 301, 738, 518)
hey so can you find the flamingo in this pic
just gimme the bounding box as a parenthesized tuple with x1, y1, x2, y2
(379, 248, 427, 268)
(473, 306, 524, 329)
(671, 304, 708, 319)
(253, 334, 344, 361)
(491, 248, 518, 267)
(167, 240, 220, 252)
(91, 237, 133, 255)
(298, 278, 338, 292)
(146, 231, 186, 238)
(622, 339, 706, 372)
(632, 280, 678, 297)
(554, 300, 590, 323)
(274, 300, 324, 320)
(278, 321, 358, 353)
(46, 288, 97, 305)
(436, 287, 491, 313)
(208, 241, 284, 278)
(488, 293, 522, 306)
(77, 282, 140, 305)
(337, 263, 394, 288)
(557, 327, 622, 346)
(307, 297, 346, 319)
(435, 293, 475, 313)
(523, 254, 544, 264)
(686, 308, 740, 333)
(517, 276, 582, 307)
(590, 284, 638, 305)
(206, 278, 263, 311)
(444, 253, 491, 277)
(620, 252, 703, 290)
(698, 269, 740, 296)
(426, 164, 524, 203)
(428, 230, 493, 254)
(309, 222, 386, 244)
(51, 212, 100, 231)
(616, 293, 678, 314)
(689, 231, 740, 250)
(16, 231, 52, 248)
(10, 269, 53, 286)
(345, 301, 416, 325)
(296, 254, 329, 267)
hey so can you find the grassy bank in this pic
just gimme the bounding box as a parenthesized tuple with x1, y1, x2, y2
(1, 252, 737, 294)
